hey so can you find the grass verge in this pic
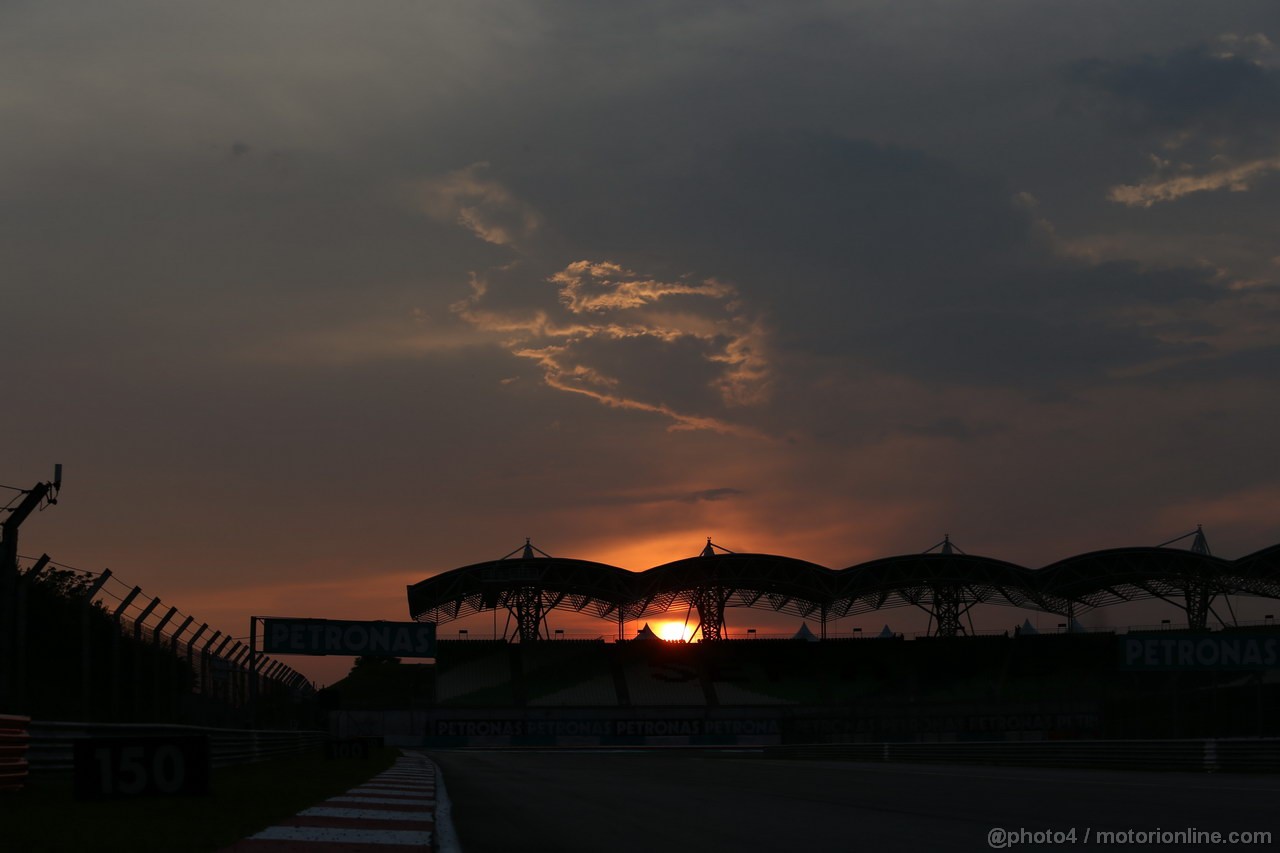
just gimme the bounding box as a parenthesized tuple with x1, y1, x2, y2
(3, 746, 399, 852)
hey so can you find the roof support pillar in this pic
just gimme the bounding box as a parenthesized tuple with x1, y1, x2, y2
(505, 586, 544, 643)
(930, 584, 964, 638)
(1184, 582, 1214, 631)
(692, 586, 729, 642)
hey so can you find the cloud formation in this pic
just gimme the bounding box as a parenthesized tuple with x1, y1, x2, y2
(452, 257, 771, 435)
(1074, 35, 1280, 208)
(1109, 154, 1280, 206)
(421, 165, 774, 434)
(553, 261, 735, 314)
(418, 162, 542, 247)
(1070, 37, 1280, 142)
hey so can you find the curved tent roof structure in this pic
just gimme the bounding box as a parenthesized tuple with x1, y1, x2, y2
(406, 555, 638, 641)
(407, 536, 1280, 641)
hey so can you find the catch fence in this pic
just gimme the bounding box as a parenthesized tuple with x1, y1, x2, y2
(12, 553, 312, 727)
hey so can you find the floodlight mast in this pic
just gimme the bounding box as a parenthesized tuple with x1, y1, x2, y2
(1, 465, 62, 569)
(1, 465, 63, 711)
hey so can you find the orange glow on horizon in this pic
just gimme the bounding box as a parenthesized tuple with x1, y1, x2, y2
(652, 620, 696, 642)
(585, 530, 717, 571)
(568, 497, 926, 573)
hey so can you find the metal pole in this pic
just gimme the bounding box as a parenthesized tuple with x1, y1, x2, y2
(169, 616, 194, 654)
(15, 552, 51, 706)
(14, 575, 26, 712)
(80, 570, 111, 719)
(113, 586, 142, 620)
(25, 555, 50, 580)
(152, 606, 178, 644)
(151, 605, 176, 719)
(133, 597, 161, 641)
(249, 617, 259, 728)
(1, 481, 54, 712)
(199, 632, 219, 698)
(0, 530, 13, 710)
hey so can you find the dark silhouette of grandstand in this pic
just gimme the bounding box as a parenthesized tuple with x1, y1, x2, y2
(355, 629, 1277, 741)
(407, 531, 1280, 642)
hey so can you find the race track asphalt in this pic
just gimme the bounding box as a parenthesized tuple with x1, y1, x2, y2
(430, 750, 1280, 853)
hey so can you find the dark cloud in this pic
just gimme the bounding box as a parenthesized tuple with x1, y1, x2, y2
(1144, 342, 1280, 383)
(1067, 41, 1280, 146)
(515, 133, 1034, 286)
(503, 131, 1228, 392)
(853, 311, 1194, 389)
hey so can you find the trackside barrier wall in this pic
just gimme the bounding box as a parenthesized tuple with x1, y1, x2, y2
(0, 715, 31, 791)
(336, 708, 789, 748)
(338, 701, 1102, 748)
(26, 722, 326, 773)
(766, 738, 1280, 773)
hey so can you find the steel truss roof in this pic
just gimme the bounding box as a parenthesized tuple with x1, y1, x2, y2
(406, 543, 1280, 628)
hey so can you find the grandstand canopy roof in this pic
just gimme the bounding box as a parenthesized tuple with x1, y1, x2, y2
(406, 538, 1280, 634)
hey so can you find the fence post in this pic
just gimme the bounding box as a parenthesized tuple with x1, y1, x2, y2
(15, 558, 51, 710)
(167, 616, 194, 717)
(80, 570, 111, 719)
(110, 627, 121, 720)
(14, 576, 27, 713)
(110, 586, 141, 721)
(249, 617, 259, 729)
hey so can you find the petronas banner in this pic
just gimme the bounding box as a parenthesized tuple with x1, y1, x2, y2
(1120, 634, 1280, 670)
(263, 618, 436, 658)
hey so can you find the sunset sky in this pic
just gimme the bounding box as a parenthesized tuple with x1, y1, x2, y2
(5, 2, 1280, 684)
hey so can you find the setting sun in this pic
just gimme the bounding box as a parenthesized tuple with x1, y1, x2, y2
(653, 620, 696, 642)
